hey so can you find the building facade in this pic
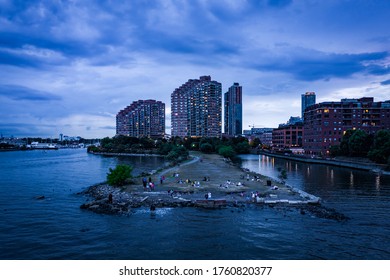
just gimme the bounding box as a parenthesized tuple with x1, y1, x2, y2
(224, 82, 242, 136)
(303, 97, 390, 155)
(272, 120, 303, 151)
(301, 92, 316, 120)
(116, 100, 165, 138)
(171, 75, 222, 138)
(246, 127, 274, 147)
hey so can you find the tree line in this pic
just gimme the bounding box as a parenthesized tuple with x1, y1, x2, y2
(87, 135, 256, 162)
(330, 129, 390, 166)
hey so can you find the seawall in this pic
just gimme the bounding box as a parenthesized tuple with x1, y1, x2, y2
(258, 150, 388, 174)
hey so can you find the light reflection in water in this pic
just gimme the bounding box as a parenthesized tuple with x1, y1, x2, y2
(350, 171, 354, 187)
(376, 175, 381, 191)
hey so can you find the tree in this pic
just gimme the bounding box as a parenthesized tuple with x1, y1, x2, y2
(329, 145, 341, 157)
(200, 142, 214, 153)
(234, 141, 250, 154)
(250, 137, 262, 148)
(107, 164, 133, 186)
(368, 130, 390, 164)
(218, 145, 236, 158)
(348, 130, 372, 157)
(339, 129, 354, 156)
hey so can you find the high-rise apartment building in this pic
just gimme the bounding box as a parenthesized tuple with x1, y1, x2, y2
(303, 97, 390, 155)
(224, 82, 242, 136)
(171, 75, 222, 138)
(116, 100, 165, 139)
(301, 92, 316, 120)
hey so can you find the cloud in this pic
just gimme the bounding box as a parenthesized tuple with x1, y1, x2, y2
(381, 79, 390, 86)
(0, 84, 61, 101)
(250, 47, 389, 81)
(0, 0, 389, 138)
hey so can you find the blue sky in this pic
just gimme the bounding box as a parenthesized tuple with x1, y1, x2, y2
(0, 0, 389, 138)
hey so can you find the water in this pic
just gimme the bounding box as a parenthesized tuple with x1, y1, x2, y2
(0, 150, 389, 259)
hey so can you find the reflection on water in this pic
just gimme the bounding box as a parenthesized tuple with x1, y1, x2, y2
(0, 151, 389, 260)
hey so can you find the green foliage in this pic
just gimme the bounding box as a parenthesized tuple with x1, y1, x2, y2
(158, 142, 174, 155)
(218, 145, 236, 158)
(107, 164, 133, 187)
(339, 130, 354, 156)
(234, 141, 250, 154)
(334, 129, 389, 164)
(87, 145, 99, 153)
(165, 145, 189, 162)
(368, 130, 390, 164)
(278, 169, 287, 180)
(200, 142, 214, 153)
(348, 130, 372, 157)
(250, 137, 262, 148)
(329, 145, 341, 157)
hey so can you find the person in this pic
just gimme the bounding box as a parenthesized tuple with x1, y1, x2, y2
(142, 177, 147, 190)
(108, 193, 113, 204)
(208, 192, 211, 199)
(205, 193, 209, 199)
(148, 176, 152, 183)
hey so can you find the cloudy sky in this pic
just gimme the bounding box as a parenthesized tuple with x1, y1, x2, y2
(1, 0, 389, 138)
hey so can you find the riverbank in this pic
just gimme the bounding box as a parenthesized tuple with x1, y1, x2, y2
(258, 150, 390, 175)
(80, 152, 348, 221)
(88, 151, 164, 157)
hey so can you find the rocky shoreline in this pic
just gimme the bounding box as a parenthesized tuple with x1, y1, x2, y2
(79, 183, 348, 221)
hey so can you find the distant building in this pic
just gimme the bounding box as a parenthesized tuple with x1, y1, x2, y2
(116, 99, 165, 139)
(171, 75, 222, 138)
(301, 92, 316, 120)
(246, 127, 274, 147)
(303, 97, 390, 155)
(224, 82, 242, 136)
(272, 119, 303, 150)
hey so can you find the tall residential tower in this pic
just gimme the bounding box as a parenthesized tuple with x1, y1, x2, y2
(171, 75, 222, 138)
(301, 92, 316, 120)
(116, 99, 165, 139)
(224, 82, 242, 136)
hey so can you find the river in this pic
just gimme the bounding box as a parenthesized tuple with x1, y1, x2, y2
(0, 150, 389, 259)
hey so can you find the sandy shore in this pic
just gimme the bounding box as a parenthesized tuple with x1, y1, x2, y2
(125, 151, 305, 201)
(80, 152, 348, 221)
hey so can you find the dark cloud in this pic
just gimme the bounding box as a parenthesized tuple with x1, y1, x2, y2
(381, 79, 390, 86)
(252, 49, 389, 81)
(99, 126, 116, 130)
(0, 123, 57, 137)
(0, 85, 61, 101)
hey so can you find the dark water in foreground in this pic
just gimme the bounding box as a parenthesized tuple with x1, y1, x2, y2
(0, 150, 389, 259)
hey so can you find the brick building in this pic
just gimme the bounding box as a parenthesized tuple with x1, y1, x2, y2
(272, 118, 303, 151)
(303, 97, 390, 155)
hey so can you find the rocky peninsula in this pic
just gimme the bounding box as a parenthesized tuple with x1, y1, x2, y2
(80, 152, 348, 221)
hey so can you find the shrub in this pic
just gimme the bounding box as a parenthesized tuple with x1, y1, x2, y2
(107, 164, 133, 186)
(200, 143, 214, 153)
(218, 145, 236, 158)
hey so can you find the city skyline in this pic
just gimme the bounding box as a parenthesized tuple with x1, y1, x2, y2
(0, 1, 389, 138)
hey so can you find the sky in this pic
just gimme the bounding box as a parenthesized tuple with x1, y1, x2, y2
(0, 0, 389, 138)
